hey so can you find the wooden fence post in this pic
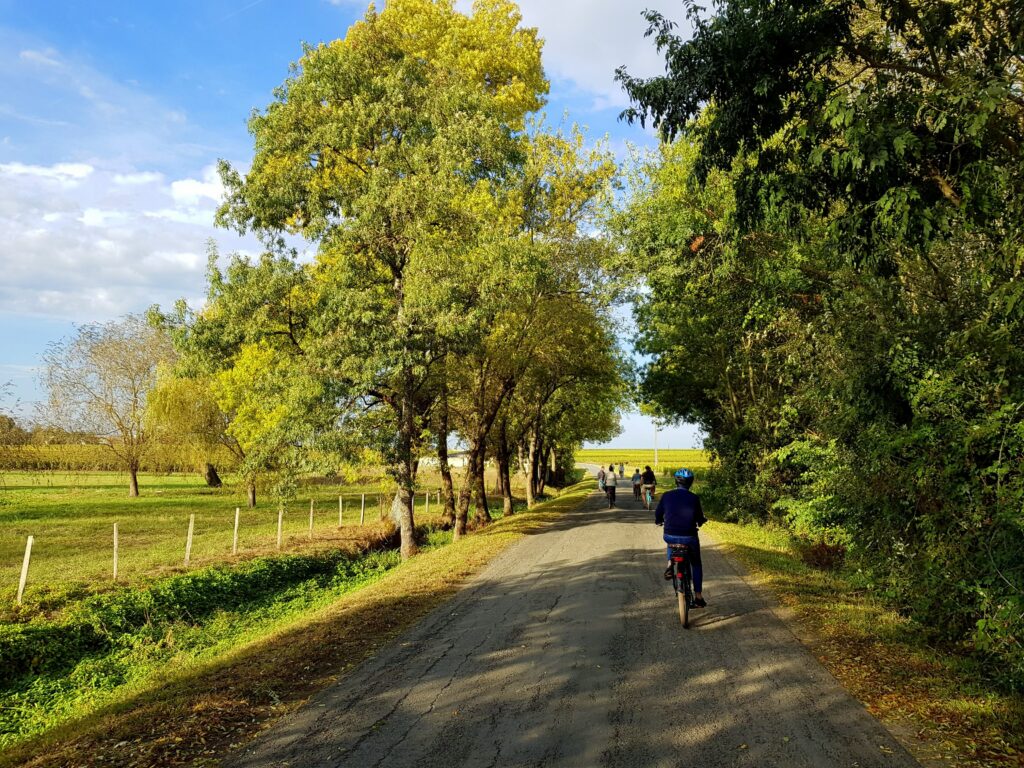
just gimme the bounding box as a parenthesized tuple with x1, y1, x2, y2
(309, 498, 314, 539)
(338, 495, 343, 527)
(425, 490, 429, 516)
(232, 508, 240, 555)
(113, 523, 119, 581)
(277, 504, 283, 550)
(17, 535, 33, 605)
(184, 514, 195, 566)
(360, 493, 365, 526)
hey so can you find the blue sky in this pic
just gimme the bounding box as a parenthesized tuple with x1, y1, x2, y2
(0, 0, 702, 449)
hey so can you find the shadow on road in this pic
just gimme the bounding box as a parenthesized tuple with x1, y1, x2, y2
(231, 488, 918, 768)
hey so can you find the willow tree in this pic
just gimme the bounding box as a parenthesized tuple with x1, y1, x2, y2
(216, 0, 547, 559)
(155, 248, 317, 508)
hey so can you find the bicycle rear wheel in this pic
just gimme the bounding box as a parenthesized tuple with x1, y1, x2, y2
(675, 564, 690, 628)
(683, 562, 694, 628)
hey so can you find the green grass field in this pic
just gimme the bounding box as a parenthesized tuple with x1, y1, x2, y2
(576, 448, 710, 473)
(0, 457, 673, 612)
(0, 470, 461, 614)
(0, 481, 590, 766)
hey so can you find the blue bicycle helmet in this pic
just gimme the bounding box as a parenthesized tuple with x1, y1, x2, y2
(673, 468, 694, 487)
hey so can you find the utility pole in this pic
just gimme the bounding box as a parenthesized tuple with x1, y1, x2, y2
(654, 421, 659, 472)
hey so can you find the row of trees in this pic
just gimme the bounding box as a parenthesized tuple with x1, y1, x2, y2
(11, 2, 626, 553)
(115, 0, 625, 559)
(616, 0, 1023, 686)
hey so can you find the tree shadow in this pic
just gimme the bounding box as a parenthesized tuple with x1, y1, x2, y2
(223, 495, 918, 768)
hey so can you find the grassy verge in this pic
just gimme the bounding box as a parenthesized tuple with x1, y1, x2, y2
(0, 482, 590, 768)
(705, 520, 1024, 767)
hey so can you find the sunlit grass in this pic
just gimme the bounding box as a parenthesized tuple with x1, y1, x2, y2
(0, 470, 472, 614)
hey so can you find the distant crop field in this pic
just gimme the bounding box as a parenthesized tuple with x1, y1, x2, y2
(0, 469, 463, 614)
(576, 449, 711, 474)
(0, 443, 239, 472)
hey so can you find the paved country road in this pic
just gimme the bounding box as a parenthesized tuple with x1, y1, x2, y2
(227, 476, 920, 768)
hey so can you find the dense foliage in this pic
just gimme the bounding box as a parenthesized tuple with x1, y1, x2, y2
(616, 0, 1024, 687)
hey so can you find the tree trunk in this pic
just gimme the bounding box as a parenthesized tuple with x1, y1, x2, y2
(472, 446, 490, 527)
(203, 462, 223, 488)
(246, 480, 257, 508)
(497, 422, 513, 517)
(437, 376, 456, 530)
(536, 436, 547, 497)
(128, 464, 139, 498)
(519, 440, 535, 509)
(527, 428, 540, 508)
(455, 464, 471, 539)
(395, 381, 418, 560)
(390, 268, 417, 560)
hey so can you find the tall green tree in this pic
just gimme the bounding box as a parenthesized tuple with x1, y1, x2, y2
(215, 0, 547, 559)
(444, 125, 618, 531)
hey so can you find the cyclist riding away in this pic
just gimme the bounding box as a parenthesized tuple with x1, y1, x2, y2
(655, 468, 707, 608)
(604, 464, 618, 508)
(640, 465, 656, 508)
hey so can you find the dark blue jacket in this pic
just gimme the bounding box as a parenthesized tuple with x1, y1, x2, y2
(655, 488, 706, 536)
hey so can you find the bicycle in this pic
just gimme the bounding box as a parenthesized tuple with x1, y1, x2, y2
(668, 543, 695, 628)
(642, 484, 655, 510)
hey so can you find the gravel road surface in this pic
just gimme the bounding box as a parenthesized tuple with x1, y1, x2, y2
(227, 475, 919, 768)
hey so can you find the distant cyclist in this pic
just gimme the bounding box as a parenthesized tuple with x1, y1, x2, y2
(604, 464, 618, 508)
(640, 465, 657, 507)
(655, 468, 707, 607)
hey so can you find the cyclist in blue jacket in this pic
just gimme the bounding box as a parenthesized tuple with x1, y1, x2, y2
(655, 468, 707, 607)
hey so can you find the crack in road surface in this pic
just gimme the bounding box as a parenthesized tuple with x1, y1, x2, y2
(227, 481, 920, 768)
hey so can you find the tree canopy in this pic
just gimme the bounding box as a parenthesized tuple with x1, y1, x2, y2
(617, 0, 1024, 689)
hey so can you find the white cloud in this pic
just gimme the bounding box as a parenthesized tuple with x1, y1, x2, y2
(18, 48, 62, 68)
(0, 162, 253, 321)
(0, 161, 94, 184)
(452, 0, 687, 110)
(113, 171, 164, 185)
(0, 34, 260, 326)
(78, 208, 127, 227)
(170, 165, 224, 206)
(1, 31, 233, 169)
(0, 105, 71, 127)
